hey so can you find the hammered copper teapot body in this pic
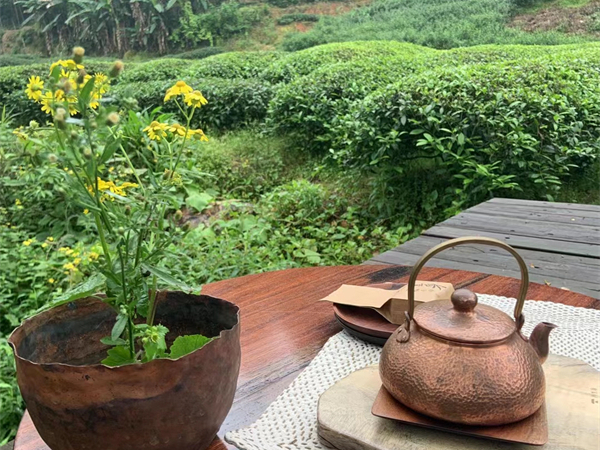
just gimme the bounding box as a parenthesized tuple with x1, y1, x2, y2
(379, 237, 557, 426)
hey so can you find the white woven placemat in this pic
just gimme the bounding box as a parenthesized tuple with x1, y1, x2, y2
(225, 295, 600, 450)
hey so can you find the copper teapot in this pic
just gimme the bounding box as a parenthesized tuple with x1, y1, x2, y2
(379, 237, 557, 426)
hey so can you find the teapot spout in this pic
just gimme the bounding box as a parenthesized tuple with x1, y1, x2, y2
(528, 322, 557, 364)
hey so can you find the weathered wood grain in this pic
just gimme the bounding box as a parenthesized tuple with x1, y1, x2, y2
(369, 252, 600, 298)
(468, 203, 600, 225)
(368, 198, 600, 297)
(443, 212, 600, 245)
(425, 225, 600, 258)
(486, 198, 600, 213)
(13, 265, 600, 450)
(318, 355, 600, 450)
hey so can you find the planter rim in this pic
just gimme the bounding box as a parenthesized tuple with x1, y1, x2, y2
(8, 290, 240, 370)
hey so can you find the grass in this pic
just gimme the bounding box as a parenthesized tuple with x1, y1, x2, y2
(280, 0, 598, 50)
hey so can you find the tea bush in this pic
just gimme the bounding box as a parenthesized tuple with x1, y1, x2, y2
(261, 41, 431, 83)
(333, 57, 600, 214)
(165, 47, 225, 60)
(266, 54, 430, 152)
(113, 77, 274, 130)
(191, 51, 283, 79)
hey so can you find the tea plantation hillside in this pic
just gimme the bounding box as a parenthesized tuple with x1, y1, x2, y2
(1, 40, 599, 443)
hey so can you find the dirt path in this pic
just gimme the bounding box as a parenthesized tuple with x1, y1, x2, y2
(510, 1, 600, 35)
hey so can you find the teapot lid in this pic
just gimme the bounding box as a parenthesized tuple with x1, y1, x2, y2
(413, 289, 516, 344)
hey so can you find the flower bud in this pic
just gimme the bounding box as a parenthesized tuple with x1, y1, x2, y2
(83, 148, 92, 159)
(125, 205, 132, 216)
(109, 61, 124, 79)
(48, 153, 58, 163)
(106, 112, 120, 126)
(76, 69, 87, 85)
(117, 227, 125, 236)
(58, 78, 72, 94)
(174, 210, 183, 221)
(54, 108, 67, 130)
(70, 130, 78, 139)
(72, 46, 85, 64)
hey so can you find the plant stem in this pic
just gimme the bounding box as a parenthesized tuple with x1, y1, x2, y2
(147, 275, 158, 326)
(94, 213, 112, 267)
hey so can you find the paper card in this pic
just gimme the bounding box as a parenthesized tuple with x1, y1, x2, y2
(322, 282, 454, 324)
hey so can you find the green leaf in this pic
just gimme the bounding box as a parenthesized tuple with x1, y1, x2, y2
(79, 77, 96, 105)
(140, 264, 193, 291)
(48, 273, 106, 308)
(186, 191, 214, 213)
(101, 346, 135, 367)
(111, 314, 128, 341)
(169, 334, 213, 359)
(100, 336, 127, 346)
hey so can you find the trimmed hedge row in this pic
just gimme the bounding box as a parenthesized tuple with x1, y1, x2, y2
(266, 54, 430, 152)
(261, 41, 432, 83)
(112, 77, 274, 131)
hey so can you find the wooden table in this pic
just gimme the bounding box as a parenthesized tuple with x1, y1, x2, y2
(14, 265, 600, 450)
(366, 198, 600, 298)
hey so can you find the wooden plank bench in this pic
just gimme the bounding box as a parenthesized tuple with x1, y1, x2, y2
(365, 198, 600, 298)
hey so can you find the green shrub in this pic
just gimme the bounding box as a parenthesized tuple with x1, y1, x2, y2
(266, 54, 429, 152)
(186, 129, 304, 198)
(262, 41, 432, 83)
(171, 1, 270, 48)
(0, 54, 44, 68)
(113, 77, 274, 130)
(118, 59, 192, 83)
(334, 57, 600, 215)
(165, 47, 225, 60)
(276, 13, 320, 25)
(192, 51, 283, 79)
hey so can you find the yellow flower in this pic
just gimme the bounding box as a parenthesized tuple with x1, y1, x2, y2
(83, 209, 89, 215)
(143, 121, 169, 141)
(58, 246, 70, 253)
(48, 278, 55, 284)
(190, 128, 209, 142)
(41, 242, 48, 248)
(108, 166, 115, 173)
(164, 81, 193, 102)
(88, 177, 139, 201)
(88, 251, 100, 260)
(40, 90, 64, 115)
(94, 73, 109, 95)
(13, 127, 28, 142)
(25, 76, 44, 101)
(73, 257, 82, 265)
(47, 237, 54, 242)
(183, 90, 208, 108)
(50, 59, 84, 74)
(65, 249, 74, 256)
(63, 262, 76, 271)
(22, 239, 33, 246)
(169, 123, 188, 137)
(15, 199, 21, 206)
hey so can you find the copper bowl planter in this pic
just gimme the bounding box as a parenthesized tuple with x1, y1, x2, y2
(8, 291, 241, 450)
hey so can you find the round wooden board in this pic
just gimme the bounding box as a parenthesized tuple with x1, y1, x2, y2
(332, 282, 403, 343)
(13, 265, 599, 450)
(318, 355, 600, 450)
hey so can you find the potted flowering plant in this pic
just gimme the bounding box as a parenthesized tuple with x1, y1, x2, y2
(8, 48, 241, 450)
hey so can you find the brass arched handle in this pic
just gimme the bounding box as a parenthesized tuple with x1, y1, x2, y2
(407, 236, 529, 321)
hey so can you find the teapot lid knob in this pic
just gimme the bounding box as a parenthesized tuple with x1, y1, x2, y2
(451, 289, 478, 312)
